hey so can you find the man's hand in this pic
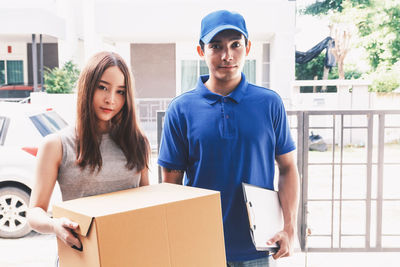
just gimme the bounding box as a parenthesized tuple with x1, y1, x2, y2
(272, 151, 299, 260)
(267, 228, 294, 260)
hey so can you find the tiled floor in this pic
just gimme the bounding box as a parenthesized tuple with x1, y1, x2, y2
(1, 231, 399, 267)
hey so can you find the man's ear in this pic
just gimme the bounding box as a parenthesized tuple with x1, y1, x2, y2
(197, 45, 204, 57)
(246, 40, 252, 56)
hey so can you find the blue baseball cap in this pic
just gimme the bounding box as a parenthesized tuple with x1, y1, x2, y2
(200, 10, 248, 44)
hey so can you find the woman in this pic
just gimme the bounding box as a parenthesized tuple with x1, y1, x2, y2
(27, 51, 150, 250)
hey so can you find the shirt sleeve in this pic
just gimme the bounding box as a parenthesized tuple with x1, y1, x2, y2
(273, 98, 296, 156)
(157, 103, 188, 170)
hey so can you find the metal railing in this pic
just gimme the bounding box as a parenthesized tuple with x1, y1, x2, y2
(136, 98, 171, 151)
(294, 110, 400, 252)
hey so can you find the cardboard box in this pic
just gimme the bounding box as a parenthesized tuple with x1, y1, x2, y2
(52, 183, 226, 267)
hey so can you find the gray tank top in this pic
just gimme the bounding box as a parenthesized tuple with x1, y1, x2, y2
(57, 127, 141, 201)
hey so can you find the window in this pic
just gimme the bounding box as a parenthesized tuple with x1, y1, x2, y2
(181, 60, 208, 93)
(43, 111, 68, 131)
(180, 60, 256, 93)
(0, 117, 10, 145)
(0, 89, 31, 99)
(243, 60, 256, 85)
(0, 61, 5, 85)
(0, 60, 24, 86)
(6, 61, 23, 85)
(29, 111, 68, 137)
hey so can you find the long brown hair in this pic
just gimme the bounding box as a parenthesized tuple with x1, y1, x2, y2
(75, 51, 149, 173)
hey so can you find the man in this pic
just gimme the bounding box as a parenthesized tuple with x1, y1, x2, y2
(158, 10, 299, 266)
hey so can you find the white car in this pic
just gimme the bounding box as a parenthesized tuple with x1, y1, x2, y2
(0, 102, 68, 238)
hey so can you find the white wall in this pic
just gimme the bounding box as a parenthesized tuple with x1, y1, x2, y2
(269, 1, 296, 105)
(56, 0, 85, 68)
(291, 80, 400, 146)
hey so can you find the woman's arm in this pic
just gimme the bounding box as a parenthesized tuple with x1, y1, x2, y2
(27, 134, 81, 249)
(139, 167, 149, 186)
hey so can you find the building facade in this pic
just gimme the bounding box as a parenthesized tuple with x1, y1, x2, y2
(0, 0, 296, 104)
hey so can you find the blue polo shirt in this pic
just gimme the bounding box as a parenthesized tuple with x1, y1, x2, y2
(158, 73, 295, 261)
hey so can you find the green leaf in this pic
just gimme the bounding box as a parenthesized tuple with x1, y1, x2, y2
(44, 61, 80, 94)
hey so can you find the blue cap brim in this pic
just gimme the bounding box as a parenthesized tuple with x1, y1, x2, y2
(201, 24, 248, 44)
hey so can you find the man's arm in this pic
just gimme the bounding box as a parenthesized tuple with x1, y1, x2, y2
(162, 168, 184, 185)
(268, 150, 300, 259)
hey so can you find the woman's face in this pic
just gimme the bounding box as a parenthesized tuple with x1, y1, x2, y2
(92, 66, 126, 133)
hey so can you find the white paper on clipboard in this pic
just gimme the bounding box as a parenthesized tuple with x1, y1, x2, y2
(242, 183, 283, 252)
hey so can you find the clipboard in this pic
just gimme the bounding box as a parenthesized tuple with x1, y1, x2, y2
(242, 183, 283, 253)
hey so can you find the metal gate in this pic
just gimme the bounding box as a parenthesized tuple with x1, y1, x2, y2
(157, 110, 400, 252)
(289, 110, 400, 252)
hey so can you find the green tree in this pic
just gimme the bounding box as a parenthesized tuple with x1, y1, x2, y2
(295, 53, 325, 80)
(357, 2, 400, 70)
(296, 53, 362, 92)
(44, 61, 80, 94)
(366, 62, 400, 92)
(302, 0, 372, 15)
(301, 0, 400, 92)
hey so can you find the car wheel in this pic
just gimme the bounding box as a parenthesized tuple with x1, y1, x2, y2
(0, 187, 31, 238)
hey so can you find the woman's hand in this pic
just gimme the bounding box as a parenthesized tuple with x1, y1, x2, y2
(52, 217, 82, 249)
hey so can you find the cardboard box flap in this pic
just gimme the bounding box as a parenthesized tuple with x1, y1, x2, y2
(52, 183, 219, 219)
(52, 205, 94, 237)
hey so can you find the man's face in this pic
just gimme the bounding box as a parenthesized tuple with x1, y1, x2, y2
(200, 30, 250, 84)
